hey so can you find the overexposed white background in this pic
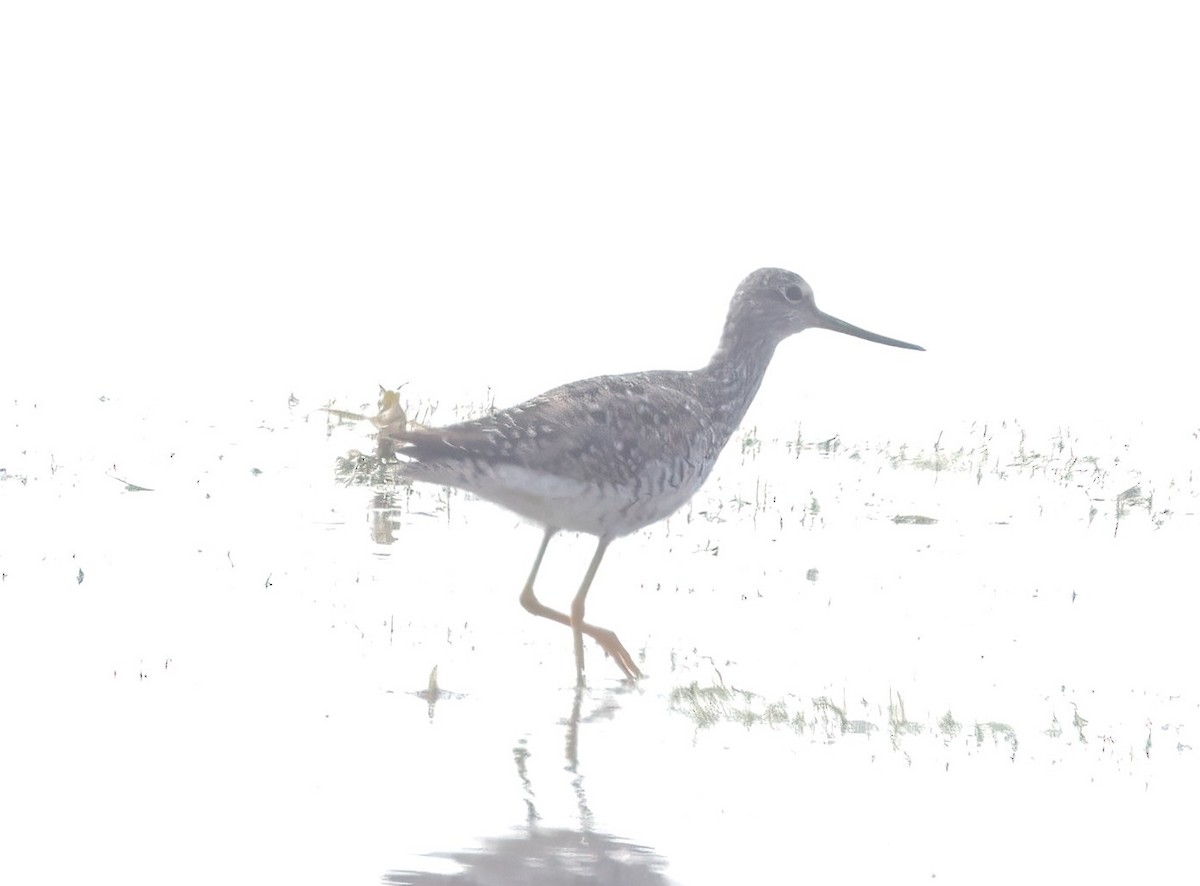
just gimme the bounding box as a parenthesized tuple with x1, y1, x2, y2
(3, 3, 1197, 430)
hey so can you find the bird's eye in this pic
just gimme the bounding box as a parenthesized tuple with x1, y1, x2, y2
(783, 285, 805, 303)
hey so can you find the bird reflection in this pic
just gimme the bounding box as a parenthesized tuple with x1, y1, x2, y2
(380, 828, 670, 886)
(383, 684, 669, 885)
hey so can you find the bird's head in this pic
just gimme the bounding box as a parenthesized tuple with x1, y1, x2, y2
(725, 267, 924, 352)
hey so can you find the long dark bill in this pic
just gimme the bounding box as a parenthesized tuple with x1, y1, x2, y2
(816, 311, 925, 351)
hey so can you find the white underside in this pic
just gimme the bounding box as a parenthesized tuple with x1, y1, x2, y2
(411, 462, 707, 537)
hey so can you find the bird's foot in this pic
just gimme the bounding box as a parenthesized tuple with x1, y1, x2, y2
(589, 627, 643, 681)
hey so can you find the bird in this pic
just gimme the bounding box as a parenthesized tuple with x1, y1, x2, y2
(379, 268, 923, 683)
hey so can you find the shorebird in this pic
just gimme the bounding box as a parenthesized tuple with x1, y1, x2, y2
(380, 268, 923, 682)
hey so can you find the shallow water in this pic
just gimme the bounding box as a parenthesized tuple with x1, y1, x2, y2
(1, 392, 1196, 885)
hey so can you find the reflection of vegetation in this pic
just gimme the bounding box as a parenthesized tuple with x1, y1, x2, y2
(409, 666, 466, 721)
(1043, 713, 1062, 739)
(667, 680, 1049, 763)
(775, 418, 1189, 531)
(811, 695, 849, 734)
(889, 691, 923, 748)
(1071, 704, 1089, 743)
(335, 449, 412, 488)
(369, 490, 404, 544)
(1114, 485, 1153, 536)
(669, 680, 736, 730)
(740, 426, 762, 459)
(668, 682, 889, 743)
(816, 435, 840, 456)
(939, 710, 961, 740)
(974, 721, 1019, 759)
(105, 469, 154, 492)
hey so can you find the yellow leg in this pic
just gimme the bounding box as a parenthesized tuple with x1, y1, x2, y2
(517, 529, 641, 681)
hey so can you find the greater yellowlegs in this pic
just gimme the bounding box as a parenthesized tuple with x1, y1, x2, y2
(381, 268, 923, 681)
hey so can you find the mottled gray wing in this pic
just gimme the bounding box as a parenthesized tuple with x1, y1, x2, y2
(392, 371, 711, 486)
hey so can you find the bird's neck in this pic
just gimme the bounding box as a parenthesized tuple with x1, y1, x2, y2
(700, 331, 780, 434)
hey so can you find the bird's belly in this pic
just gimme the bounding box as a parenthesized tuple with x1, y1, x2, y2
(453, 460, 710, 537)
